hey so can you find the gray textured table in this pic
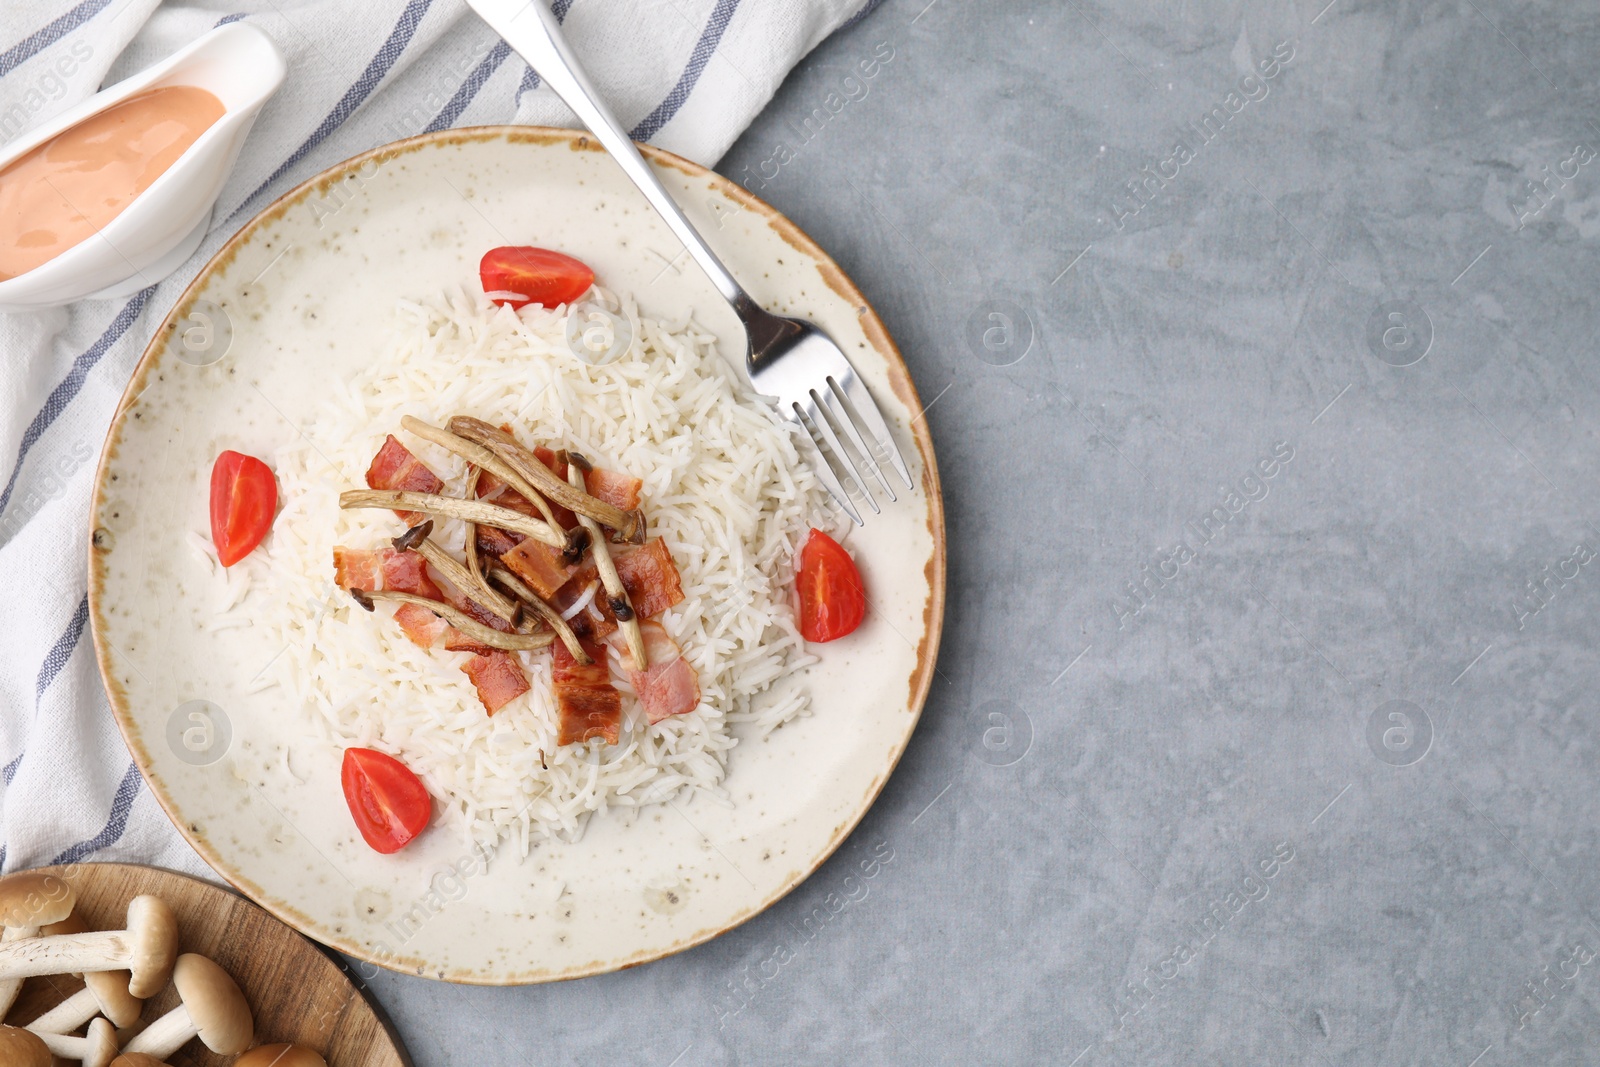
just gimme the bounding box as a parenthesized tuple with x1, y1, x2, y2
(358, 1, 1600, 1062)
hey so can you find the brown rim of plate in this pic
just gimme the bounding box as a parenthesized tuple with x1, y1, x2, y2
(86, 124, 947, 985)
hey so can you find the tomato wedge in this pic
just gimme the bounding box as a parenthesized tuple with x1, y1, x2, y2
(796, 529, 867, 642)
(209, 450, 276, 567)
(341, 748, 431, 854)
(479, 246, 594, 309)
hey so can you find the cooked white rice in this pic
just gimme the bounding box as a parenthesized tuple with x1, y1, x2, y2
(212, 285, 837, 854)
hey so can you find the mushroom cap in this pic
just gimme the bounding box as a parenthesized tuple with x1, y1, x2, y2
(171, 954, 252, 1055)
(83, 1018, 119, 1067)
(233, 1044, 329, 1067)
(84, 968, 145, 1028)
(0, 872, 76, 930)
(41, 909, 88, 936)
(0, 1025, 52, 1067)
(109, 1057, 172, 1067)
(123, 895, 178, 999)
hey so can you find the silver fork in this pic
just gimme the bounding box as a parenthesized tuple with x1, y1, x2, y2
(467, 0, 915, 525)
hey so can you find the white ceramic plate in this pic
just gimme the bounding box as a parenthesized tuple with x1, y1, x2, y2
(89, 127, 944, 983)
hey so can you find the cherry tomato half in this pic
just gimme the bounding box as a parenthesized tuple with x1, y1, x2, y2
(208, 450, 276, 567)
(479, 246, 595, 309)
(796, 529, 867, 643)
(341, 747, 431, 854)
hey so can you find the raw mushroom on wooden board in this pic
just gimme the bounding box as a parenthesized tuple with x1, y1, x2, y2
(234, 1045, 328, 1067)
(31, 1015, 119, 1067)
(0, 872, 78, 1017)
(123, 955, 252, 1059)
(0, 1024, 53, 1067)
(4, 864, 406, 1067)
(0, 895, 177, 997)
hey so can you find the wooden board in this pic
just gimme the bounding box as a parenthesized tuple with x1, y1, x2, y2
(7, 864, 410, 1067)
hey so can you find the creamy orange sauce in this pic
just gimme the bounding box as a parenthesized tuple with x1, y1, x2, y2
(0, 85, 224, 281)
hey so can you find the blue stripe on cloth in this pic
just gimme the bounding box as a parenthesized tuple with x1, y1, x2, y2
(0, 286, 156, 519)
(0, 845, 6, 873)
(36, 595, 89, 708)
(515, 2, 574, 103)
(630, 0, 742, 142)
(50, 762, 141, 865)
(2, 752, 20, 785)
(517, 64, 541, 100)
(0, 0, 115, 77)
(229, 0, 433, 219)
(214, 12, 248, 27)
(424, 39, 510, 132)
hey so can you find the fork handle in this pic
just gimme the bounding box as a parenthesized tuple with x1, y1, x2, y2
(469, 0, 752, 310)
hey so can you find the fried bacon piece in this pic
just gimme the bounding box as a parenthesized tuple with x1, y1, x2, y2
(333, 546, 448, 647)
(462, 650, 530, 715)
(613, 539, 684, 620)
(553, 637, 621, 745)
(616, 621, 700, 723)
(365, 435, 443, 524)
(501, 536, 581, 600)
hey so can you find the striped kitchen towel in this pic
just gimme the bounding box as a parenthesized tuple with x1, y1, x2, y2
(0, 0, 884, 878)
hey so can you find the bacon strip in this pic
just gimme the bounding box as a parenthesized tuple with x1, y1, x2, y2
(615, 622, 700, 723)
(501, 537, 580, 600)
(613, 539, 684, 619)
(366, 435, 444, 524)
(553, 637, 620, 745)
(333, 547, 447, 647)
(462, 650, 529, 715)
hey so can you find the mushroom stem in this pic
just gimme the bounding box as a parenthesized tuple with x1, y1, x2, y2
(35, 1017, 117, 1067)
(0, 930, 129, 978)
(486, 564, 589, 664)
(565, 457, 646, 671)
(407, 533, 518, 625)
(27, 970, 142, 1032)
(447, 417, 646, 543)
(121, 1005, 193, 1061)
(462, 465, 486, 593)
(122, 955, 250, 1059)
(23, 987, 95, 1033)
(0, 896, 174, 999)
(338, 490, 571, 551)
(349, 589, 554, 652)
(400, 417, 563, 530)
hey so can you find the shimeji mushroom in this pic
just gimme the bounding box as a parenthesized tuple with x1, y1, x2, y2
(109, 1057, 173, 1067)
(32, 1016, 118, 1067)
(235, 1043, 329, 1067)
(121, 954, 251, 1059)
(25, 967, 143, 1031)
(0, 872, 77, 1019)
(0, 895, 176, 998)
(0, 1024, 52, 1067)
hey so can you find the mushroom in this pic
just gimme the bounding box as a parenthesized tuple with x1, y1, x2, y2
(234, 1043, 329, 1067)
(109, 1056, 172, 1067)
(0, 1024, 52, 1067)
(447, 416, 647, 543)
(32, 1016, 118, 1067)
(26, 968, 143, 1031)
(338, 489, 573, 551)
(346, 588, 554, 651)
(121, 955, 251, 1060)
(0, 873, 77, 1018)
(565, 455, 647, 671)
(487, 562, 589, 663)
(0, 895, 176, 998)
(397, 524, 519, 625)
(399, 415, 562, 529)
